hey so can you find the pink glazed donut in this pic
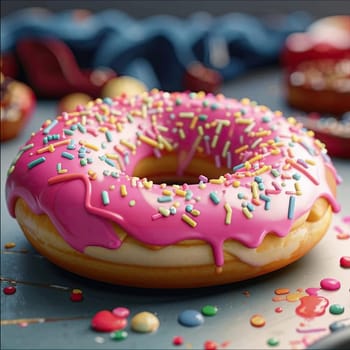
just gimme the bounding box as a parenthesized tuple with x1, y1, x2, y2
(6, 90, 340, 288)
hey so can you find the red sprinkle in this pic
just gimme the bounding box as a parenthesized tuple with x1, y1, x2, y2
(204, 340, 218, 350)
(3, 286, 16, 295)
(70, 289, 83, 302)
(91, 310, 127, 332)
(172, 336, 184, 346)
(275, 307, 283, 313)
(340, 256, 350, 268)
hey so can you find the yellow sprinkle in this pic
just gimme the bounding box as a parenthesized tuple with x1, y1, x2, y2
(241, 97, 250, 105)
(224, 202, 232, 225)
(242, 207, 253, 219)
(248, 154, 263, 163)
(182, 214, 197, 228)
(211, 134, 219, 148)
(157, 135, 173, 151)
(178, 128, 186, 140)
(253, 165, 271, 176)
(179, 112, 194, 118)
(120, 139, 136, 152)
(235, 118, 253, 124)
(175, 189, 186, 197)
(88, 170, 97, 180)
(305, 159, 316, 166)
(120, 184, 128, 197)
(190, 209, 201, 216)
(138, 134, 162, 149)
(232, 180, 240, 188)
(244, 161, 252, 170)
(190, 116, 198, 129)
(234, 111, 242, 118)
(98, 127, 108, 132)
(143, 180, 153, 189)
(234, 145, 248, 154)
(197, 125, 204, 136)
(210, 176, 225, 184)
(80, 141, 99, 151)
(106, 153, 120, 160)
(222, 140, 231, 158)
(251, 181, 259, 199)
(294, 182, 302, 195)
(116, 123, 123, 132)
(162, 189, 173, 196)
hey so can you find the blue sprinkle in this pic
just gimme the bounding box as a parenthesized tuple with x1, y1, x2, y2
(178, 310, 204, 327)
(209, 192, 220, 205)
(43, 119, 58, 135)
(157, 196, 173, 203)
(233, 163, 245, 172)
(61, 152, 74, 160)
(185, 204, 193, 212)
(288, 196, 296, 219)
(237, 193, 245, 200)
(246, 202, 254, 212)
(293, 173, 301, 180)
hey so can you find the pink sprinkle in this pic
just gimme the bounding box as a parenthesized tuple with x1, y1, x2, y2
(342, 216, 350, 223)
(320, 278, 341, 291)
(334, 225, 344, 233)
(305, 287, 320, 296)
(112, 307, 130, 318)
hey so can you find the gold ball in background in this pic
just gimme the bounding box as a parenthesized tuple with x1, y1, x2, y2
(101, 76, 147, 98)
(57, 92, 92, 114)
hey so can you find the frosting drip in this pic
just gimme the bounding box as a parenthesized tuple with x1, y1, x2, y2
(6, 91, 340, 267)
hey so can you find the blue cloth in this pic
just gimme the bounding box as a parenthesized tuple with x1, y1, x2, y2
(1, 8, 313, 90)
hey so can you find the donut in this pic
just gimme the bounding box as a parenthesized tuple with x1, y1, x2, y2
(282, 15, 350, 115)
(5, 90, 340, 288)
(1, 73, 36, 141)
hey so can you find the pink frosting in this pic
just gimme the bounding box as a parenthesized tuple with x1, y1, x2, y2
(5, 91, 340, 266)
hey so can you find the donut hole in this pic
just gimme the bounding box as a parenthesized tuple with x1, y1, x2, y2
(132, 153, 231, 185)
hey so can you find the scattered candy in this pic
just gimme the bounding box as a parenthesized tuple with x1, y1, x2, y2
(112, 307, 130, 318)
(110, 330, 128, 341)
(178, 310, 204, 327)
(267, 337, 280, 346)
(329, 304, 345, 315)
(4, 242, 16, 249)
(70, 289, 83, 302)
(320, 278, 341, 291)
(204, 340, 219, 350)
(130, 311, 159, 333)
(91, 310, 127, 332)
(201, 305, 218, 317)
(250, 314, 266, 327)
(172, 336, 184, 346)
(340, 256, 350, 268)
(3, 286, 16, 295)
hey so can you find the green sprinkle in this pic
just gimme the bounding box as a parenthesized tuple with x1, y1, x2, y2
(101, 190, 110, 205)
(175, 98, 182, 105)
(64, 129, 74, 136)
(158, 207, 170, 216)
(201, 305, 218, 316)
(267, 337, 279, 347)
(110, 330, 128, 341)
(77, 123, 86, 133)
(329, 304, 344, 315)
(157, 196, 173, 203)
(198, 114, 208, 121)
(271, 169, 280, 177)
(80, 159, 87, 166)
(27, 157, 46, 169)
(129, 200, 136, 207)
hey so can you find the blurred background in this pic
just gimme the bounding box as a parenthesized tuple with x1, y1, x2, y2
(2, 0, 349, 19)
(1, 0, 349, 155)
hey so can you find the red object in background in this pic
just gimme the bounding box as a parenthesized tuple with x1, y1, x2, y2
(282, 15, 350, 69)
(16, 38, 117, 99)
(183, 62, 222, 93)
(0, 52, 19, 79)
(282, 16, 350, 116)
(1, 74, 36, 141)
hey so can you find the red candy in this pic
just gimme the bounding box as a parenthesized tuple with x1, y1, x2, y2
(3, 286, 16, 295)
(173, 336, 184, 346)
(91, 310, 127, 332)
(340, 256, 350, 268)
